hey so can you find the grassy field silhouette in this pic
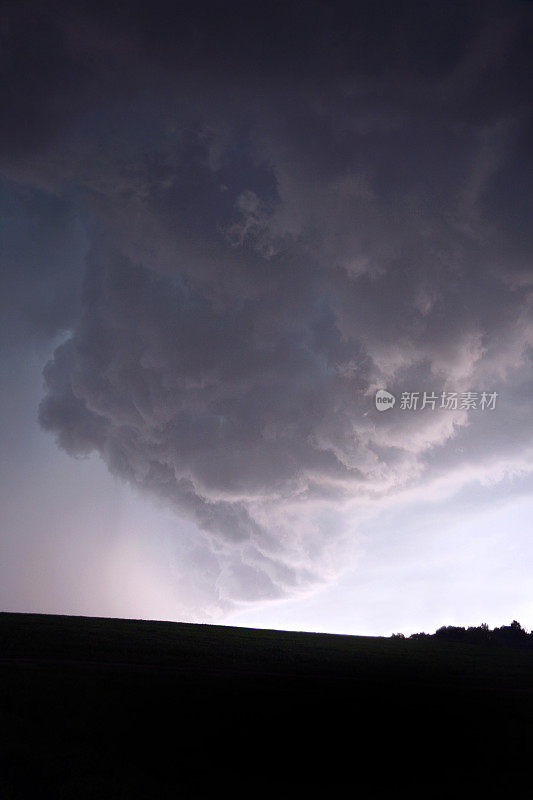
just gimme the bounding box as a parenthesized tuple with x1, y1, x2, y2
(1, 612, 532, 795)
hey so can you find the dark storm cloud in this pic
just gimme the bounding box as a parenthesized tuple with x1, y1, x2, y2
(2, 1, 532, 602)
(0, 179, 87, 347)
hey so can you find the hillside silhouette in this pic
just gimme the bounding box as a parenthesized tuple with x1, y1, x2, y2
(1, 612, 533, 796)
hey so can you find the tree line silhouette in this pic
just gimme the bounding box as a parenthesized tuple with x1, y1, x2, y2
(393, 620, 533, 647)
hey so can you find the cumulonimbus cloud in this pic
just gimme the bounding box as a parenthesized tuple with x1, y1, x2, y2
(2, 1, 531, 609)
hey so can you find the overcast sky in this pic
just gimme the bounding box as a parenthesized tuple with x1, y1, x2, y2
(1, 0, 532, 635)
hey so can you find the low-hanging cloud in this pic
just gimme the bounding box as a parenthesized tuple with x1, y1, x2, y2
(2, 0, 532, 610)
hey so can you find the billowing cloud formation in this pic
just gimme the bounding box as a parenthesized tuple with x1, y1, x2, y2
(2, 1, 532, 609)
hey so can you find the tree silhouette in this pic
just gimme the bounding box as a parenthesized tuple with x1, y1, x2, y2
(404, 621, 532, 648)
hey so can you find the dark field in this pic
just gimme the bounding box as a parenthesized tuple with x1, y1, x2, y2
(1, 612, 532, 796)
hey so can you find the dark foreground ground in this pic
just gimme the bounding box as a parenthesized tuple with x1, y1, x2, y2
(1, 612, 533, 797)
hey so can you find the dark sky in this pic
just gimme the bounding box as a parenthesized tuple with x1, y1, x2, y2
(1, 1, 532, 630)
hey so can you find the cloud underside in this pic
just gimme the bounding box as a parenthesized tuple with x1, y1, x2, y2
(2, 1, 531, 610)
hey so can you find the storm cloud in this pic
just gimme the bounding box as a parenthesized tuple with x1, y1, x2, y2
(2, 1, 532, 608)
